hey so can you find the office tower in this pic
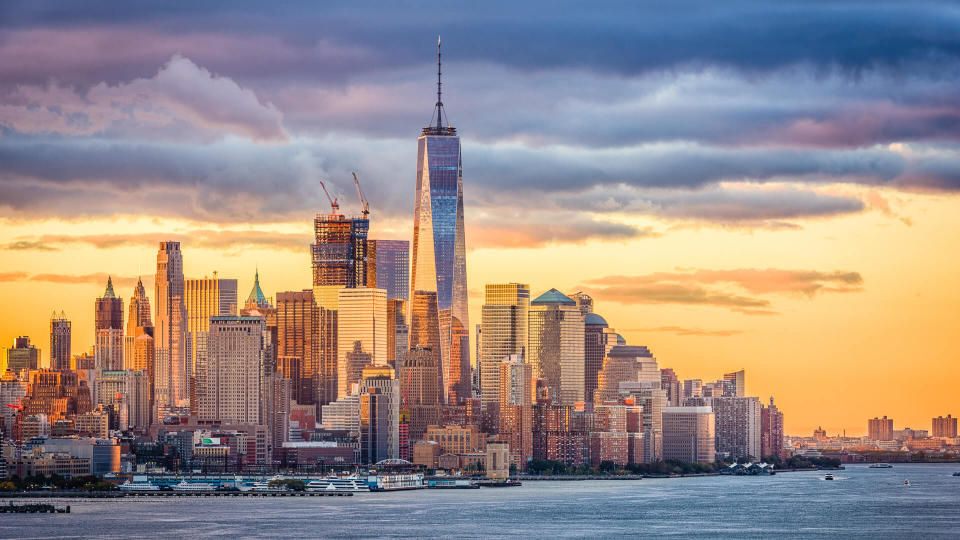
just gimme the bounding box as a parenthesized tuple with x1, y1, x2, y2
(94, 277, 124, 371)
(528, 289, 585, 405)
(932, 415, 958, 438)
(399, 346, 441, 442)
(337, 288, 387, 398)
(244, 270, 272, 311)
(760, 397, 784, 458)
(185, 275, 238, 364)
(570, 291, 594, 316)
(263, 372, 292, 462)
(154, 241, 188, 416)
(49, 312, 71, 371)
(683, 379, 703, 399)
(370, 239, 410, 301)
(662, 406, 716, 463)
(723, 369, 746, 397)
(277, 290, 320, 406)
(868, 416, 894, 441)
(240, 270, 277, 376)
(409, 40, 470, 405)
(709, 396, 762, 460)
(195, 316, 265, 424)
(498, 355, 534, 468)
(93, 369, 151, 431)
(0, 374, 28, 438)
(583, 312, 610, 404)
(359, 365, 400, 462)
(386, 299, 409, 366)
(661, 368, 681, 407)
(6, 336, 40, 373)
(594, 345, 657, 404)
(479, 283, 530, 409)
(620, 382, 667, 462)
(124, 278, 154, 369)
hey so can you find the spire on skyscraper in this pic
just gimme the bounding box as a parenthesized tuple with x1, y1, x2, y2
(426, 36, 455, 136)
(104, 275, 116, 298)
(245, 268, 269, 309)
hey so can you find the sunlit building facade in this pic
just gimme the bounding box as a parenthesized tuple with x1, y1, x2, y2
(312, 213, 370, 289)
(663, 406, 715, 463)
(195, 316, 265, 424)
(528, 289, 584, 405)
(337, 288, 387, 398)
(124, 278, 153, 370)
(277, 290, 319, 406)
(49, 312, 71, 371)
(479, 283, 530, 408)
(154, 241, 188, 416)
(94, 277, 124, 371)
(409, 43, 469, 405)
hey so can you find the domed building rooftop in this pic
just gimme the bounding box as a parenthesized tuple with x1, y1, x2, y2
(584, 313, 608, 326)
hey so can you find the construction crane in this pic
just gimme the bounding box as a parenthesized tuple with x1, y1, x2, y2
(352, 172, 370, 218)
(318, 178, 339, 214)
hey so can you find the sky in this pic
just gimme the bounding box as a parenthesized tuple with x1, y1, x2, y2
(1, 1, 959, 436)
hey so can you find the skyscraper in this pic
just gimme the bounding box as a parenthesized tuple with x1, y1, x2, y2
(124, 277, 154, 369)
(370, 239, 410, 301)
(312, 212, 370, 289)
(498, 355, 534, 468)
(276, 290, 319, 406)
(359, 365, 400, 462)
(868, 416, 894, 441)
(760, 396, 784, 458)
(663, 406, 716, 463)
(195, 316, 265, 424)
(409, 39, 470, 405)
(94, 276, 124, 371)
(185, 275, 238, 409)
(660, 368, 681, 407)
(5, 336, 39, 373)
(583, 312, 610, 404)
(49, 312, 71, 371)
(528, 289, 585, 405)
(723, 369, 746, 397)
(709, 396, 762, 460)
(154, 241, 188, 416)
(337, 287, 387, 398)
(399, 346, 441, 442)
(479, 283, 530, 409)
(932, 415, 958, 438)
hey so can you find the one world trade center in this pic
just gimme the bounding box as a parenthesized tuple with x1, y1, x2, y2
(410, 37, 470, 404)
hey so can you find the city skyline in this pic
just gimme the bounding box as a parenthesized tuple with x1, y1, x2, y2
(2, 3, 960, 436)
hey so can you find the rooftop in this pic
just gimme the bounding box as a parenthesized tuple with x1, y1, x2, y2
(531, 288, 576, 306)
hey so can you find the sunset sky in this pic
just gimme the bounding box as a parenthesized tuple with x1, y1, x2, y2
(1, 2, 959, 436)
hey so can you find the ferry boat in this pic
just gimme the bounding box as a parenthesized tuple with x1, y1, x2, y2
(952, 471, 960, 477)
(306, 476, 370, 492)
(172, 480, 216, 492)
(240, 475, 287, 492)
(367, 472, 425, 492)
(118, 477, 160, 491)
(869, 463, 893, 469)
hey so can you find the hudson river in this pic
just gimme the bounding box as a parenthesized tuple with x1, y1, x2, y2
(3, 464, 959, 538)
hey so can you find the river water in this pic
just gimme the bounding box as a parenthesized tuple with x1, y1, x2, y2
(3, 464, 959, 538)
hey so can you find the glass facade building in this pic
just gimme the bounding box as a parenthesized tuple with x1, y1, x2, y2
(370, 239, 410, 301)
(528, 289, 585, 406)
(410, 89, 469, 404)
(155, 241, 188, 416)
(479, 283, 530, 408)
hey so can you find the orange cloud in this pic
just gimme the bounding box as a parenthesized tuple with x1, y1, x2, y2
(626, 326, 744, 337)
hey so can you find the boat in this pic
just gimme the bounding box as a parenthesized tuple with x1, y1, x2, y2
(477, 479, 522, 488)
(426, 478, 480, 489)
(952, 472, 960, 477)
(824, 474, 834, 480)
(367, 472, 425, 491)
(306, 476, 370, 492)
(903, 480, 910, 486)
(118, 478, 159, 491)
(172, 480, 216, 492)
(869, 463, 893, 469)
(239, 475, 288, 492)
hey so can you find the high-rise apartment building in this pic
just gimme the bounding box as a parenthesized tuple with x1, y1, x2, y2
(276, 290, 320, 406)
(370, 239, 410, 301)
(409, 41, 470, 405)
(337, 288, 387, 398)
(93, 369, 151, 431)
(49, 312, 71, 371)
(683, 379, 703, 399)
(195, 316, 264, 424)
(5, 336, 39, 373)
(94, 277, 124, 371)
(479, 283, 530, 409)
(399, 346, 440, 442)
(932, 415, 957, 438)
(528, 289, 585, 405)
(709, 396, 762, 460)
(619, 381, 666, 462)
(760, 397, 784, 458)
(154, 241, 188, 416)
(498, 355, 534, 467)
(662, 406, 715, 463)
(185, 275, 238, 410)
(359, 365, 400, 462)
(868, 416, 894, 441)
(723, 369, 746, 397)
(661, 368, 681, 407)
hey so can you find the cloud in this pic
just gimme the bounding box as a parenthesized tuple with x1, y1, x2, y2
(0, 272, 29, 282)
(731, 307, 780, 316)
(580, 282, 771, 309)
(627, 326, 745, 337)
(0, 55, 286, 141)
(586, 268, 864, 297)
(2, 230, 311, 252)
(21, 272, 152, 289)
(469, 215, 658, 249)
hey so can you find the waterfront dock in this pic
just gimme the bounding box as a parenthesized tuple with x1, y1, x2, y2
(0, 491, 352, 499)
